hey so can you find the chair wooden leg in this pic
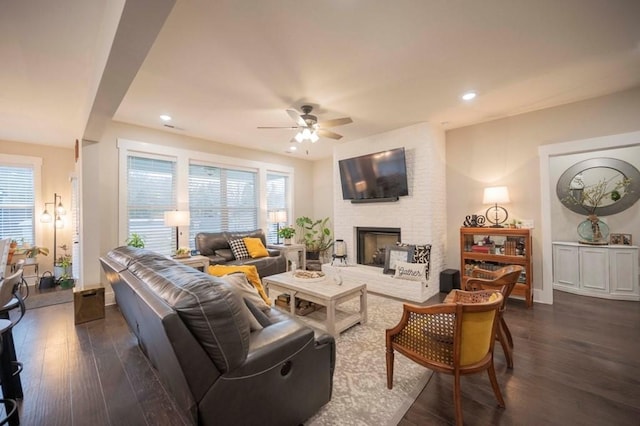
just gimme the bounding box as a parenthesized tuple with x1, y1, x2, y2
(501, 317, 513, 349)
(386, 348, 394, 389)
(487, 362, 505, 408)
(453, 371, 463, 426)
(497, 325, 514, 369)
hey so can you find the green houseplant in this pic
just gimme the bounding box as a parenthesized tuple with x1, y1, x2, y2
(23, 245, 49, 258)
(126, 233, 145, 248)
(277, 226, 296, 244)
(295, 216, 333, 260)
(57, 256, 75, 289)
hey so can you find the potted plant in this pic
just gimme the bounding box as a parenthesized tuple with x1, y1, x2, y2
(126, 233, 145, 248)
(23, 245, 49, 259)
(54, 244, 72, 279)
(295, 216, 334, 260)
(58, 268, 75, 289)
(277, 226, 296, 245)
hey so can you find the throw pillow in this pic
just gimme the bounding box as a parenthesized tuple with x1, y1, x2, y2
(222, 272, 271, 311)
(396, 242, 432, 280)
(208, 264, 271, 305)
(394, 261, 426, 282)
(242, 237, 269, 259)
(228, 238, 250, 260)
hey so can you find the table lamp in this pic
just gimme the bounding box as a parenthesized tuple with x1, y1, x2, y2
(164, 210, 190, 251)
(268, 210, 288, 244)
(483, 186, 510, 228)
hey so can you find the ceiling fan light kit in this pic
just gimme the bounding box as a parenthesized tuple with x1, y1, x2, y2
(259, 104, 352, 144)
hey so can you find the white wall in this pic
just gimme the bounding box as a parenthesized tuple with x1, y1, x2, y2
(82, 121, 317, 292)
(446, 86, 640, 304)
(312, 157, 334, 221)
(333, 122, 446, 301)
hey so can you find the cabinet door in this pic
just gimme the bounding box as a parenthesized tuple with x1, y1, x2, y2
(579, 247, 609, 293)
(552, 244, 579, 288)
(609, 248, 640, 296)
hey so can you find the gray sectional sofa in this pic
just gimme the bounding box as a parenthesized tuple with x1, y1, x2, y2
(100, 246, 335, 425)
(195, 229, 286, 277)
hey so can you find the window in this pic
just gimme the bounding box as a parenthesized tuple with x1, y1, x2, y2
(126, 154, 176, 255)
(189, 163, 257, 242)
(266, 173, 290, 244)
(0, 165, 35, 245)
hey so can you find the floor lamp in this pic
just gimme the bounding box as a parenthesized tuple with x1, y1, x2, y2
(164, 210, 190, 252)
(40, 193, 65, 263)
(268, 210, 288, 244)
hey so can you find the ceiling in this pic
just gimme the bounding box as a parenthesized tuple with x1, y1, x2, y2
(3, 0, 640, 160)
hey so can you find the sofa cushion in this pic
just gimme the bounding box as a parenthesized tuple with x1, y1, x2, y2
(215, 248, 234, 261)
(243, 237, 269, 258)
(229, 238, 250, 260)
(127, 257, 250, 373)
(208, 264, 272, 305)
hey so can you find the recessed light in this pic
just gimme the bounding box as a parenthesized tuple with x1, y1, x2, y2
(289, 145, 297, 151)
(160, 114, 172, 122)
(461, 92, 477, 101)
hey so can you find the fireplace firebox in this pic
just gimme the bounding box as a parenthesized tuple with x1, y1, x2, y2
(356, 227, 401, 267)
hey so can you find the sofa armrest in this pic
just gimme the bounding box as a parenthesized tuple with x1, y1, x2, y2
(267, 249, 281, 257)
(225, 320, 317, 378)
(205, 254, 228, 265)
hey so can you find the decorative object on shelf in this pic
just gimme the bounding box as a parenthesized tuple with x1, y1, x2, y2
(483, 186, 510, 228)
(40, 192, 65, 266)
(383, 245, 414, 275)
(463, 214, 486, 227)
(174, 247, 191, 258)
(332, 239, 347, 266)
(277, 225, 295, 245)
(164, 210, 190, 251)
(610, 233, 633, 245)
(269, 210, 288, 244)
(125, 233, 145, 248)
(556, 157, 639, 216)
(557, 159, 636, 245)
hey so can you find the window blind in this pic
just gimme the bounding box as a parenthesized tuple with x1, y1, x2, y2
(0, 165, 35, 245)
(189, 163, 257, 242)
(266, 173, 290, 244)
(127, 155, 176, 255)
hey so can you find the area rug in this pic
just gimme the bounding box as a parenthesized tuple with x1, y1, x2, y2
(307, 293, 433, 426)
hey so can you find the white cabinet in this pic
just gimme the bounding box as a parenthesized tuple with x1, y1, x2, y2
(552, 242, 639, 301)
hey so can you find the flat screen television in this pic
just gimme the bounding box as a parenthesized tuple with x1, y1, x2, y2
(338, 147, 409, 201)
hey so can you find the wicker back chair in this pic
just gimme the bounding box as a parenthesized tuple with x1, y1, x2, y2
(386, 290, 504, 426)
(459, 265, 524, 368)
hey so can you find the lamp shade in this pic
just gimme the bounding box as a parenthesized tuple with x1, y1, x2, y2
(483, 186, 510, 204)
(268, 210, 288, 223)
(164, 210, 190, 227)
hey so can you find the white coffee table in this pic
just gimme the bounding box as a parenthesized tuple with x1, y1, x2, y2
(263, 271, 367, 337)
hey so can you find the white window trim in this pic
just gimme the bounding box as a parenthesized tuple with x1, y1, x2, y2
(117, 138, 294, 245)
(0, 154, 43, 244)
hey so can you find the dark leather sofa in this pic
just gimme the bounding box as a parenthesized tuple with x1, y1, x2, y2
(100, 246, 335, 426)
(195, 229, 286, 277)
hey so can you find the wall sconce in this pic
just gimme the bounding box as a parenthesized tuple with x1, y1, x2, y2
(40, 193, 65, 263)
(483, 186, 510, 228)
(268, 210, 288, 244)
(164, 210, 190, 251)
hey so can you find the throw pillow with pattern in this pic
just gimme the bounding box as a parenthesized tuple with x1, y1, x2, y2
(396, 242, 431, 280)
(228, 238, 250, 260)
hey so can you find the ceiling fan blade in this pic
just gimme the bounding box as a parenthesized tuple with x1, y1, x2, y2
(286, 109, 307, 127)
(320, 117, 353, 128)
(317, 129, 343, 140)
(257, 126, 298, 129)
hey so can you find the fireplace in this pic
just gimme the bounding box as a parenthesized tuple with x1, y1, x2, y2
(356, 227, 401, 267)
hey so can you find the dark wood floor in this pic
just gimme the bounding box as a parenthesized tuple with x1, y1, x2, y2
(4, 290, 640, 425)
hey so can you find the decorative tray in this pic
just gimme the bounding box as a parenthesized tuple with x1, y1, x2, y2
(292, 270, 326, 283)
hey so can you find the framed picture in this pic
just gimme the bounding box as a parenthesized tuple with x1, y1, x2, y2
(610, 233, 633, 245)
(384, 245, 415, 275)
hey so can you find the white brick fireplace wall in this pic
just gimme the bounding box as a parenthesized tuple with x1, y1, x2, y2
(331, 122, 446, 302)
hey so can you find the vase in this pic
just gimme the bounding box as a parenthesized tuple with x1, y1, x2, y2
(284, 238, 292, 245)
(577, 215, 609, 245)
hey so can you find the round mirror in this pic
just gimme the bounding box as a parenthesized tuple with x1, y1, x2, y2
(556, 158, 640, 216)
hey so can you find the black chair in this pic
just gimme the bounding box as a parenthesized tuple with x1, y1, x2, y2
(0, 274, 21, 425)
(0, 270, 26, 402)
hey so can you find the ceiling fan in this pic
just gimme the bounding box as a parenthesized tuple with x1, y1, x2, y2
(258, 105, 352, 143)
